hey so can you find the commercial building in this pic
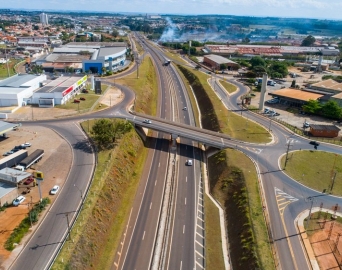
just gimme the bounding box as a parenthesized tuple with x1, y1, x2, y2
(0, 74, 47, 107)
(309, 124, 340, 138)
(36, 42, 127, 74)
(269, 88, 324, 107)
(39, 13, 49, 25)
(203, 54, 239, 71)
(204, 44, 339, 57)
(32, 75, 87, 107)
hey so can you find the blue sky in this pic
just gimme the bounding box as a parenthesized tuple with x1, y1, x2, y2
(3, 0, 342, 20)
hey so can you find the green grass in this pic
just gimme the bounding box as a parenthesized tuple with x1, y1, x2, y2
(116, 55, 158, 115)
(281, 150, 342, 195)
(220, 80, 237, 94)
(204, 194, 225, 270)
(55, 93, 101, 111)
(181, 66, 271, 143)
(0, 58, 22, 78)
(305, 212, 342, 236)
(210, 149, 275, 270)
(53, 122, 148, 269)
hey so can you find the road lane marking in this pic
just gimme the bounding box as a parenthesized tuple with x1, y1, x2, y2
(150, 202, 152, 209)
(180, 261, 182, 270)
(155, 180, 157, 186)
(196, 231, 204, 238)
(196, 240, 204, 247)
(186, 176, 187, 182)
(195, 250, 204, 257)
(197, 224, 204, 230)
(142, 231, 145, 240)
(183, 225, 185, 234)
(195, 260, 204, 268)
(185, 198, 186, 205)
(159, 162, 160, 167)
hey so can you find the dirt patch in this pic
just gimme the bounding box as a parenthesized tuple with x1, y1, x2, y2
(0, 125, 71, 265)
(309, 220, 342, 269)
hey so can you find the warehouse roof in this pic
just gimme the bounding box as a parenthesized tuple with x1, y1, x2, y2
(204, 54, 237, 65)
(0, 181, 16, 199)
(98, 47, 126, 58)
(0, 121, 20, 135)
(0, 74, 40, 88)
(311, 79, 342, 90)
(271, 88, 323, 101)
(36, 76, 81, 93)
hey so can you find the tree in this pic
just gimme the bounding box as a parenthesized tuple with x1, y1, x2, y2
(112, 29, 119, 38)
(269, 62, 288, 78)
(91, 119, 133, 150)
(302, 100, 322, 114)
(301, 35, 316, 47)
(291, 80, 296, 88)
(250, 56, 266, 69)
(220, 63, 227, 70)
(321, 100, 342, 119)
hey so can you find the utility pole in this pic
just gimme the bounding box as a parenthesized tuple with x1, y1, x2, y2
(5, 47, 10, 78)
(284, 139, 292, 169)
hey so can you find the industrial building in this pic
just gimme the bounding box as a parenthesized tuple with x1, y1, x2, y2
(204, 44, 340, 57)
(203, 54, 239, 71)
(32, 75, 87, 107)
(0, 74, 47, 107)
(35, 42, 127, 74)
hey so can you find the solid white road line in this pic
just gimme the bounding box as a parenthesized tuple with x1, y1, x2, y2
(142, 231, 145, 241)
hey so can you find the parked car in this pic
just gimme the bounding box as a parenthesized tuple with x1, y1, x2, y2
(74, 99, 80, 103)
(50, 185, 60, 195)
(186, 160, 193, 166)
(22, 142, 31, 147)
(303, 122, 310, 128)
(183, 107, 187, 111)
(13, 196, 25, 206)
(23, 177, 34, 185)
(80, 97, 86, 101)
(143, 119, 152, 124)
(266, 99, 279, 104)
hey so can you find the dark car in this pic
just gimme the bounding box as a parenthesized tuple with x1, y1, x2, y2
(309, 141, 320, 146)
(80, 97, 86, 101)
(23, 178, 34, 185)
(74, 99, 80, 103)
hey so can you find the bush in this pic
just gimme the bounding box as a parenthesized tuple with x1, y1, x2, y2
(4, 197, 50, 251)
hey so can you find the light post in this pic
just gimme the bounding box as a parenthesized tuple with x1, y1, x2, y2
(305, 196, 316, 230)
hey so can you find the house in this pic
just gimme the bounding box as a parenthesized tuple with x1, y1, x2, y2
(309, 124, 340, 138)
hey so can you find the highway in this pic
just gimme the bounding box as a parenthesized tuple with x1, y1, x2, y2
(8, 33, 342, 270)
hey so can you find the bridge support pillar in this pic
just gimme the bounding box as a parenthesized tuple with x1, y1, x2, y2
(171, 134, 178, 150)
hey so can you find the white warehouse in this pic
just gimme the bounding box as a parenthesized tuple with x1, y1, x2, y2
(0, 74, 47, 107)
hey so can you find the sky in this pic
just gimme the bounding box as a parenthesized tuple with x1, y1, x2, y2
(2, 0, 342, 20)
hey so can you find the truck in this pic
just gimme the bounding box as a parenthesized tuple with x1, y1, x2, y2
(19, 149, 44, 169)
(0, 150, 28, 170)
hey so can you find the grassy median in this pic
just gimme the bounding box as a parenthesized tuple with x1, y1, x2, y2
(281, 150, 342, 196)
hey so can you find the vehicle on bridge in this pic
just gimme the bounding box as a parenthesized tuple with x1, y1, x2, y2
(186, 160, 193, 166)
(143, 119, 152, 124)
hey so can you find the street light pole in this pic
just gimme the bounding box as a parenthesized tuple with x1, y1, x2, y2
(305, 197, 316, 230)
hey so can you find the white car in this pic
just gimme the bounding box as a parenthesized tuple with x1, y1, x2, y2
(186, 160, 193, 166)
(183, 107, 188, 111)
(21, 142, 31, 148)
(50, 185, 60, 195)
(143, 119, 152, 124)
(13, 196, 25, 206)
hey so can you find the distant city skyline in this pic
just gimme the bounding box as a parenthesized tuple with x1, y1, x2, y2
(2, 0, 342, 20)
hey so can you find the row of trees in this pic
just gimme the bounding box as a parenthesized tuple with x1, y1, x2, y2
(247, 56, 291, 78)
(303, 100, 342, 119)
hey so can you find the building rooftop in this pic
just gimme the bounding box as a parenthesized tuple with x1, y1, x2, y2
(0, 121, 20, 135)
(36, 76, 81, 93)
(311, 79, 342, 90)
(0, 181, 16, 199)
(272, 88, 324, 101)
(0, 167, 32, 184)
(66, 42, 127, 47)
(0, 74, 40, 88)
(204, 54, 237, 65)
(98, 47, 126, 58)
(310, 124, 341, 131)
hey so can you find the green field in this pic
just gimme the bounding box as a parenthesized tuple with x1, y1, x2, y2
(0, 58, 23, 78)
(281, 150, 342, 196)
(55, 93, 103, 111)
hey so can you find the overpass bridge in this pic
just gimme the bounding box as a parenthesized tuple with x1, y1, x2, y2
(129, 112, 241, 150)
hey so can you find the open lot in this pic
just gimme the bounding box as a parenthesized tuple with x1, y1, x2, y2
(0, 125, 71, 265)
